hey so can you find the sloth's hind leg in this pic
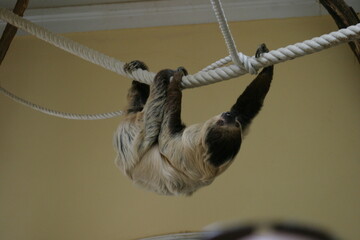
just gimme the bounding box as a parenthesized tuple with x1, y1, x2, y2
(138, 68, 175, 154)
(124, 60, 150, 114)
(160, 67, 188, 137)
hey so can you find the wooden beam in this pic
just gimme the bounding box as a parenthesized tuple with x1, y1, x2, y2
(0, 0, 29, 65)
(319, 0, 360, 63)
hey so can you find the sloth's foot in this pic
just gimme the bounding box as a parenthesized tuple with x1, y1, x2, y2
(124, 60, 149, 73)
(171, 67, 188, 89)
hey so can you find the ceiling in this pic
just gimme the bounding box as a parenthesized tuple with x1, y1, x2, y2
(2, 0, 145, 9)
(1, 0, 360, 34)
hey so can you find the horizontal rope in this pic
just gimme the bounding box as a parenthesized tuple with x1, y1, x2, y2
(202, 25, 360, 71)
(139, 23, 360, 88)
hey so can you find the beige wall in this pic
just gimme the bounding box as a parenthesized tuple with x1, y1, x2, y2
(0, 16, 359, 240)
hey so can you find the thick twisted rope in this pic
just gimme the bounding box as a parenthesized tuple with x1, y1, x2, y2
(202, 23, 360, 72)
(184, 21, 360, 87)
(0, 6, 360, 119)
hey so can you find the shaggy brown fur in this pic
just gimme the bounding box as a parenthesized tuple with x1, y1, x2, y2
(114, 45, 274, 196)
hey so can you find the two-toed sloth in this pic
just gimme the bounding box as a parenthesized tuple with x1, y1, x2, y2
(114, 44, 274, 196)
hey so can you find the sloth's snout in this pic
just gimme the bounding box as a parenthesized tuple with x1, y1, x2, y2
(221, 111, 233, 119)
(221, 112, 236, 124)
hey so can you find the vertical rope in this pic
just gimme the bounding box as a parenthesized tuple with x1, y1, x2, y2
(209, 0, 256, 74)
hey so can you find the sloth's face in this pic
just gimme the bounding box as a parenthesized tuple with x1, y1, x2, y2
(216, 111, 241, 128)
(203, 113, 243, 167)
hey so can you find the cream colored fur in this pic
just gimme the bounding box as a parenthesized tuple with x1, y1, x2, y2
(114, 113, 238, 196)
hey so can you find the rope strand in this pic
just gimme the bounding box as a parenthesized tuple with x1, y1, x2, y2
(0, 86, 124, 120)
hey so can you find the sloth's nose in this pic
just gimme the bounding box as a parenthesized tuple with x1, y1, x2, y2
(221, 112, 233, 118)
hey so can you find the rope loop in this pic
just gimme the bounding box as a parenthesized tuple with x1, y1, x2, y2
(209, 0, 257, 75)
(240, 54, 257, 74)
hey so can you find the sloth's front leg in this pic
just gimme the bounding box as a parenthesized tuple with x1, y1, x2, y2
(230, 43, 274, 130)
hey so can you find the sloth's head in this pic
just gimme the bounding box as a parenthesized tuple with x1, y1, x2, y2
(202, 112, 242, 167)
(216, 111, 241, 129)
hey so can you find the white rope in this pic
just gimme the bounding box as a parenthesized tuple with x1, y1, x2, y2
(185, 23, 360, 87)
(0, 9, 126, 76)
(209, 0, 257, 74)
(1, 7, 359, 88)
(201, 24, 360, 72)
(0, 86, 124, 120)
(0, 7, 360, 119)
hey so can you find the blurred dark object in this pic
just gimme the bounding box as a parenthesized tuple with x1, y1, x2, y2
(139, 221, 339, 240)
(319, 0, 360, 63)
(0, 0, 29, 65)
(203, 221, 338, 240)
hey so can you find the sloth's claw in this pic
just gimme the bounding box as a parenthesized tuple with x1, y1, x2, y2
(255, 43, 269, 58)
(124, 60, 149, 73)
